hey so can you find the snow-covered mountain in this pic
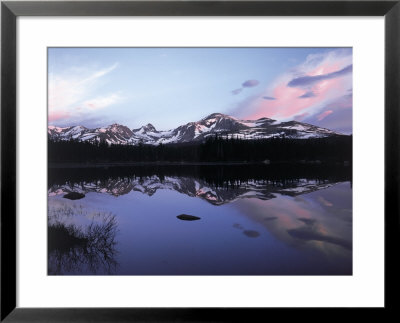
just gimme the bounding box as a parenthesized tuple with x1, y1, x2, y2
(48, 123, 134, 144)
(48, 113, 345, 145)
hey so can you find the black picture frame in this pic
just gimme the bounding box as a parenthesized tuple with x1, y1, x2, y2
(1, 0, 399, 321)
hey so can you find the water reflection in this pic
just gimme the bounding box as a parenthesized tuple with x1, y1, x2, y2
(48, 164, 348, 206)
(48, 202, 118, 275)
(48, 164, 352, 275)
(232, 182, 352, 269)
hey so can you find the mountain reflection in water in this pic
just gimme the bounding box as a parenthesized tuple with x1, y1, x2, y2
(48, 164, 352, 275)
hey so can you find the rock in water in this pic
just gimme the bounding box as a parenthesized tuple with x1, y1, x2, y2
(63, 192, 85, 200)
(177, 214, 201, 221)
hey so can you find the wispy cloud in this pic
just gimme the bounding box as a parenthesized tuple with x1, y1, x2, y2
(263, 96, 276, 100)
(78, 63, 118, 85)
(298, 91, 316, 99)
(239, 49, 352, 130)
(48, 63, 121, 123)
(301, 93, 353, 133)
(48, 110, 70, 123)
(231, 79, 260, 95)
(232, 88, 242, 95)
(82, 93, 121, 111)
(317, 110, 333, 121)
(242, 80, 260, 88)
(294, 112, 309, 121)
(288, 65, 352, 88)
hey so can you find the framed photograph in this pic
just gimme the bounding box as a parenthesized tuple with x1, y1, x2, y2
(1, 0, 398, 321)
(47, 46, 354, 276)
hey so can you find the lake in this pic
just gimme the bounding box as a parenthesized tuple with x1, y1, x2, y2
(48, 164, 352, 275)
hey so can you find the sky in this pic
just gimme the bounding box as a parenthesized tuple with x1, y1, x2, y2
(48, 47, 352, 134)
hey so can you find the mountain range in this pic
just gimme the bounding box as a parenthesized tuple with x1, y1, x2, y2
(48, 112, 345, 146)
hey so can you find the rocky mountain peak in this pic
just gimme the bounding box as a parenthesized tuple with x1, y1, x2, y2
(48, 112, 345, 145)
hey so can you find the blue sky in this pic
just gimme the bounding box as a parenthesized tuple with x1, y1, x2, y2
(48, 47, 352, 133)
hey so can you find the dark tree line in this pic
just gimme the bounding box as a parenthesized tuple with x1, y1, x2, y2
(48, 135, 352, 164)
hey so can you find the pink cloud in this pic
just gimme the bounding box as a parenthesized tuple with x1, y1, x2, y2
(48, 110, 70, 122)
(48, 63, 120, 124)
(325, 92, 352, 110)
(294, 112, 310, 121)
(317, 110, 333, 121)
(241, 50, 352, 123)
(248, 76, 345, 120)
(82, 94, 121, 111)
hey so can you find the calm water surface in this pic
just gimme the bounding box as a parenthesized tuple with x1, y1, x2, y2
(48, 164, 352, 275)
